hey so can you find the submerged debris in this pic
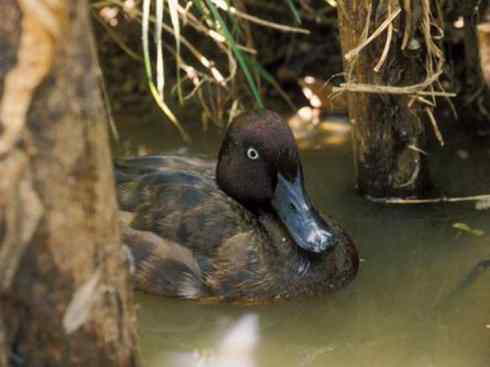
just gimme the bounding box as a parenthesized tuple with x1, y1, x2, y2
(452, 222, 486, 237)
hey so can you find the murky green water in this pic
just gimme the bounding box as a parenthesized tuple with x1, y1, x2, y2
(115, 113, 490, 367)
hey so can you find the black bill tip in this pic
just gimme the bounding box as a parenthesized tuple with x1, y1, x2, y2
(304, 226, 333, 253)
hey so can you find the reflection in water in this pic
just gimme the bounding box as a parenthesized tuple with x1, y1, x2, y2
(288, 109, 351, 150)
(169, 314, 259, 367)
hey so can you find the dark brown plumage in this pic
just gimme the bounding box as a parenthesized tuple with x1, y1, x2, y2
(116, 110, 358, 302)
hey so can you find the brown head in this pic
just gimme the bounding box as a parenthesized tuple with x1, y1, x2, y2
(216, 110, 337, 254)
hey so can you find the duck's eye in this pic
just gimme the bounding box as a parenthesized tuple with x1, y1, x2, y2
(246, 147, 260, 160)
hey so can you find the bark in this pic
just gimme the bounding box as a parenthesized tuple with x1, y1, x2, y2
(0, 1, 139, 366)
(337, 0, 432, 198)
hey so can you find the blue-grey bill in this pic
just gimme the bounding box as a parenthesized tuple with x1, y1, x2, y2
(271, 173, 336, 253)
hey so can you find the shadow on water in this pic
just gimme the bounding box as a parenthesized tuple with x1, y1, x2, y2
(115, 113, 490, 367)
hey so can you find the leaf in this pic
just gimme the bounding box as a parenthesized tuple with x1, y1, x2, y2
(155, 0, 165, 95)
(142, 0, 190, 142)
(452, 222, 485, 237)
(285, 0, 302, 24)
(204, 0, 264, 109)
(167, 0, 184, 102)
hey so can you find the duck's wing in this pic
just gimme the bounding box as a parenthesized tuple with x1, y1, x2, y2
(121, 221, 206, 299)
(115, 155, 215, 177)
(115, 155, 215, 212)
(118, 164, 254, 257)
(115, 156, 263, 299)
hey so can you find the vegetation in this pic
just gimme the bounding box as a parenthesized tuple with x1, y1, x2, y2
(92, 0, 317, 138)
(93, 0, 490, 201)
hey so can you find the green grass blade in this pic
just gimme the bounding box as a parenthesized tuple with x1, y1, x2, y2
(224, 0, 243, 37)
(285, 0, 302, 24)
(253, 61, 296, 111)
(148, 82, 190, 142)
(204, 0, 264, 109)
(142, 0, 190, 142)
(142, 0, 152, 79)
(155, 0, 165, 95)
(168, 0, 183, 102)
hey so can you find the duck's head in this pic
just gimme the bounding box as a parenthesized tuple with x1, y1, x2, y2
(216, 110, 336, 254)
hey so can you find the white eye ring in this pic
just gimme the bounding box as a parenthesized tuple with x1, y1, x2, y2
(246, 147, 260, 160)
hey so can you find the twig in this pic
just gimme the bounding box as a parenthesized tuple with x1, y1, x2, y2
(407, 144, 428, 155)
(209, 0, 310, 34)
(175, 4, 256, 54)
(401, 0, 412, 50)
(344, 7, 401, 61)
(415, 96, 436, 107)
(332, 82, 456, 97)
(367, 194, 490, 204)
(92, 11, 142, 60)
(373, 5, 394, 72)
(426, 107, 444, 146)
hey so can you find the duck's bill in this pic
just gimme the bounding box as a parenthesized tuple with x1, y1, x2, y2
(271, 173, 336, 253)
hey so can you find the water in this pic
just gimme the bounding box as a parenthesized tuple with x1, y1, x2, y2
(114, 114, 490, 367)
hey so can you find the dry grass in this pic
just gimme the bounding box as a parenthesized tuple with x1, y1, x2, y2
(92, 0, 310, 136)
(334, 0, 452, 146)
(368, 194, 490, 205)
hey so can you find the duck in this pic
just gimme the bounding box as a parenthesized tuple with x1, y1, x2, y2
(116, 110, 359, 302)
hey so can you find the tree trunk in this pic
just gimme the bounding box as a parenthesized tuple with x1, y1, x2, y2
(337, 0, 433, 198)
(0, 1, 139, 366)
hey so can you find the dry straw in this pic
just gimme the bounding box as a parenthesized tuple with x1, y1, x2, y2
(336, 0, 489, 205)
(334, 0, 453, 146)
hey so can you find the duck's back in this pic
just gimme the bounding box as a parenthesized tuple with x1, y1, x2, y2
(115, 156, 266, 300)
